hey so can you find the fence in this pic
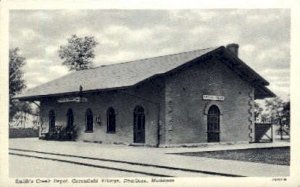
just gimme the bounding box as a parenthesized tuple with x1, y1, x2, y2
(9, 128, 39, 138)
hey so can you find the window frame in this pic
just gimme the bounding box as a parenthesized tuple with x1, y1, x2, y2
(85, 108, 94, 133)
(48, 110, 55, 132)
(66, 108, 74, 131)
(106, 107, 116, 133)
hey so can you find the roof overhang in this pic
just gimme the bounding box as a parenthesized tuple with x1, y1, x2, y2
(14, 86, 132, 102)
(254, 85, 276, 99)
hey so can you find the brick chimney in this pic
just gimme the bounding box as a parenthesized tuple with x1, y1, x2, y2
(226, 43, 239, 56)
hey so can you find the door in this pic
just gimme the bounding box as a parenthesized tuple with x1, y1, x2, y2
(207, 105, 220, 142)
(133, 106, 145, 143)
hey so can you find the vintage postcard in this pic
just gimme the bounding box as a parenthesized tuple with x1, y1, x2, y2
(1, 0, 300, 186)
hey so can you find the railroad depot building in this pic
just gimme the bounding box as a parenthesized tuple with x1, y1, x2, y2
(15, 44, 275, 147)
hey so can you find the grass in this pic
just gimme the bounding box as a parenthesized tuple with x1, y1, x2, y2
(175, 147, 290, 166)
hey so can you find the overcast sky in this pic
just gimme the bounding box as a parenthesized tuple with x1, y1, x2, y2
(9, 9, 290, 100)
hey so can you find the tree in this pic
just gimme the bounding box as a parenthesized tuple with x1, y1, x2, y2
(264, 97, 290, 139)
(254, 101, 263, 120)
(58, 34, 98, 71)
(265, 97, 284, 124)
(282, 101, 290, 130)
(9, 48, 32, 122)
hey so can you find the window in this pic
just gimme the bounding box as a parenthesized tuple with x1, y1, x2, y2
(48, 110, 55, 132)
(106, 107, 116, 133)
(66, 108, 74, 131)
(85, 108, 93, 132)
(133, 106, 145, 143)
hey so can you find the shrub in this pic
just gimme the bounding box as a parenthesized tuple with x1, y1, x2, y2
(44, 125, 78, 141)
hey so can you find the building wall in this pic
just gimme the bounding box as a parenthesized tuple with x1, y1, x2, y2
(39, 58, 255, 146)
(39, 78, 165, 146)
(164, 58, 254, 144)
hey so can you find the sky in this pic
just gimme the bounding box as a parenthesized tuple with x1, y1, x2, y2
(9, 9, 290, 101)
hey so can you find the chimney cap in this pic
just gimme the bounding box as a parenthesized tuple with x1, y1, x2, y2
(226, 43, 239, 48)
(226, 43, 239, 56)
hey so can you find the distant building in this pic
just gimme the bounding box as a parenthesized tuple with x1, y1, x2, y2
(15, 44, 275, 146)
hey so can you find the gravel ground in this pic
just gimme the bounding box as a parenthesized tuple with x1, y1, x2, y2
(175, 147, 290, 165)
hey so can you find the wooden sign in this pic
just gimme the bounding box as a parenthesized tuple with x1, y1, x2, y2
(57, 97, 88, 103)
(203, 95, 225, 101)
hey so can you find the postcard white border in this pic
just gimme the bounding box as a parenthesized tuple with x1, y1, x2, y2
(1, 0, 299, 186)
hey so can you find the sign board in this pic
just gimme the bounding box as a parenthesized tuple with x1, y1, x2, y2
(203, 95, 225, 101)
(255, 118, 272, 124)
(57, 97, 88, 103)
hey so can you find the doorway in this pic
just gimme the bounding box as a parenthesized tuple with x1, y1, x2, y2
(207, 105, 220, 142)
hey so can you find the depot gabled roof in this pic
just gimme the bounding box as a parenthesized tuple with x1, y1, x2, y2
(15, 45, 275, 100)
